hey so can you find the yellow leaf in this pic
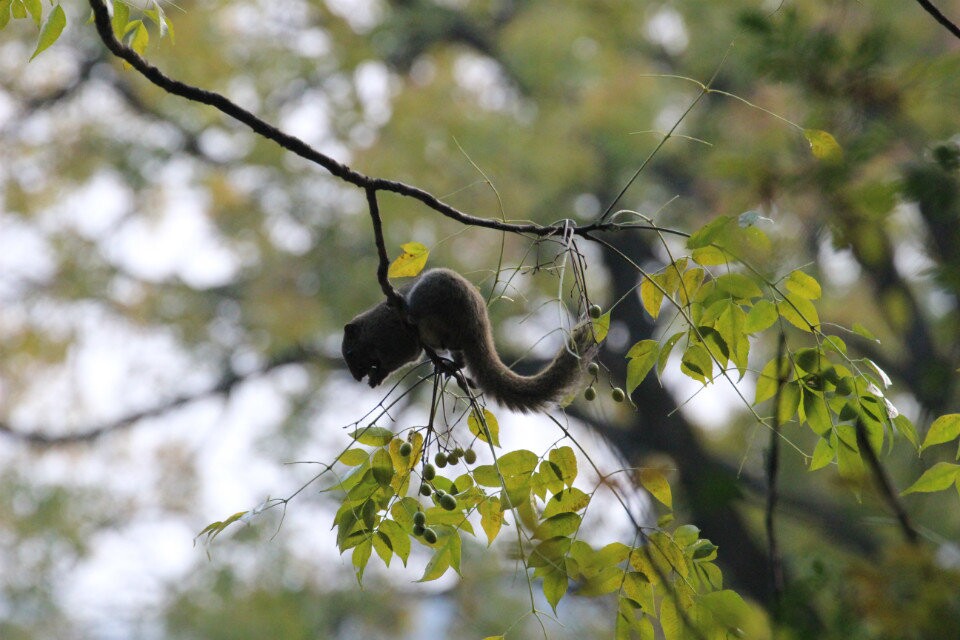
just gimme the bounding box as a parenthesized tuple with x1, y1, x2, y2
(804, 129, 842, 162)
(638, 468, 672, 509)
(387, 241, 430, 277)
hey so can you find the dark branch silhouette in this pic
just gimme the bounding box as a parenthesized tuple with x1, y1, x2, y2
(914, 0, 960, 40)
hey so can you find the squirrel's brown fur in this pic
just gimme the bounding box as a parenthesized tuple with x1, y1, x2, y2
(341, 268, 595, 413)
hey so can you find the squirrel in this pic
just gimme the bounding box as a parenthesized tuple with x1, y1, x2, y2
(341, 268, 596, 413)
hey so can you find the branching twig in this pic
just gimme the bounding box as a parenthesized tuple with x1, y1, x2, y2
(85, 0, 675, 243)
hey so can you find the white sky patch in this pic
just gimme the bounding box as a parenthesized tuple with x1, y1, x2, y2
(355, 61, 394, 126)
(660, 353, 750, 432)
(644, 7, 689, 56)
(101, 165, 242, 288)
(325, 0, 383, 33)
(453, 53, 517, 112)
(0, 213, 57, 297)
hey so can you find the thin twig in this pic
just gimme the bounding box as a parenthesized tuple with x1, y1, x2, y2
(364, 186, 403, 307)
(854, 419, 920, 544)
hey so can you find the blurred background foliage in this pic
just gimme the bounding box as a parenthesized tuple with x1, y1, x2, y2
(1, 0, 959, 637)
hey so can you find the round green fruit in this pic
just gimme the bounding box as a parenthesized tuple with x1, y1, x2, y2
(439, 494, 458, 511)
(587, 362, 600, 377)
(612, 387, 626, 403)
(413, 511, 426, 527)
(584, 386, 597, 401)
(422, 464, 436, 480)
(399, 442, 413, 457)
(422, 528, 438, 544)
(589, 304, 603, 319)
(463, 449, 477, 464)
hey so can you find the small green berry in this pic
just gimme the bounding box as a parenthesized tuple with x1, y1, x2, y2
(422, 464, 436, 480)
(584, 385, 597, 401)
(463, 448, 477, 464)
(434, 489, 446, 499)
(399, 442, 413, 456)
(611, 387, 626, 403)
(589, 304, 603, 319)
(412, 523, 426, 536)
(587, 362, 600, 377)
(419, 483, 432, 496)
(422, 527, 438, 544)
(439, 494, 458, 511)
(434, 452, 448, 468)
(413, 511, 426, 527)
(447, 453, 460, 465)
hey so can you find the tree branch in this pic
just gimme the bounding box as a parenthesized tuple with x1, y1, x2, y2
(0, 345, 319, 446)
(913, 0, 960, 40)
(765, 333, 787, 615)
(85, 0, 671, 243)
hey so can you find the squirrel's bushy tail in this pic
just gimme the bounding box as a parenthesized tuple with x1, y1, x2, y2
(465, 322, 596, 413)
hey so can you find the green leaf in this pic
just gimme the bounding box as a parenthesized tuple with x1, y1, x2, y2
(744, 299, 777, 333)
(920, 414, 960, 453)
(22, 0, 39, 25)
(901, 462, 960, 495)
(542, 566, 569, 612)
(802, 390, 833, 435)
(29, 4, 65, 61)
(810, 436, 835, 471)
(497, 449, 538, 478)
(548, 446, 578, 487)
(349, 425, 394, 446)
(777, 292, 820, 332)
(472, 464, 501, 487)
(371, 448, 394, 486)
(687, 215, 733, 249)
(111, 1, 129, 37)
(591, 310, 611, 343)
(338, 448, 369, 466)
(777, 381, 801, 425)
(680, 343, 713, 383)
(352, 537, 372, 583)
(852, 322, 879, 342)
(691, 244, 728, 266)
(785, 269, 822, 300)
(638, 467, 672, 509)
(699, 589, 753, 632)
(542, 487, 589, 518)
(478, 497, 503, 544)
(893, 414, 920, 450)
(657, 332, 684, 378)
(626, 339, 658, 395)
(378, 519, 410, 565)
(804, 128, 843, 161)
(128, 19, 149, 56)
(533, 512, 581, 539)
(640, 276, 663, 319)
(715, 272, 762, 299)
(467, 408, 500, 447)
(387, 241, 430, 278)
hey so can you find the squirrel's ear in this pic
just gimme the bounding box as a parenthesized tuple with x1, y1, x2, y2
(344, 322, 359, 337)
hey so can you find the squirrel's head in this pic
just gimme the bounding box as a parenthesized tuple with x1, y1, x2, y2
(342, 301, 421, 387)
